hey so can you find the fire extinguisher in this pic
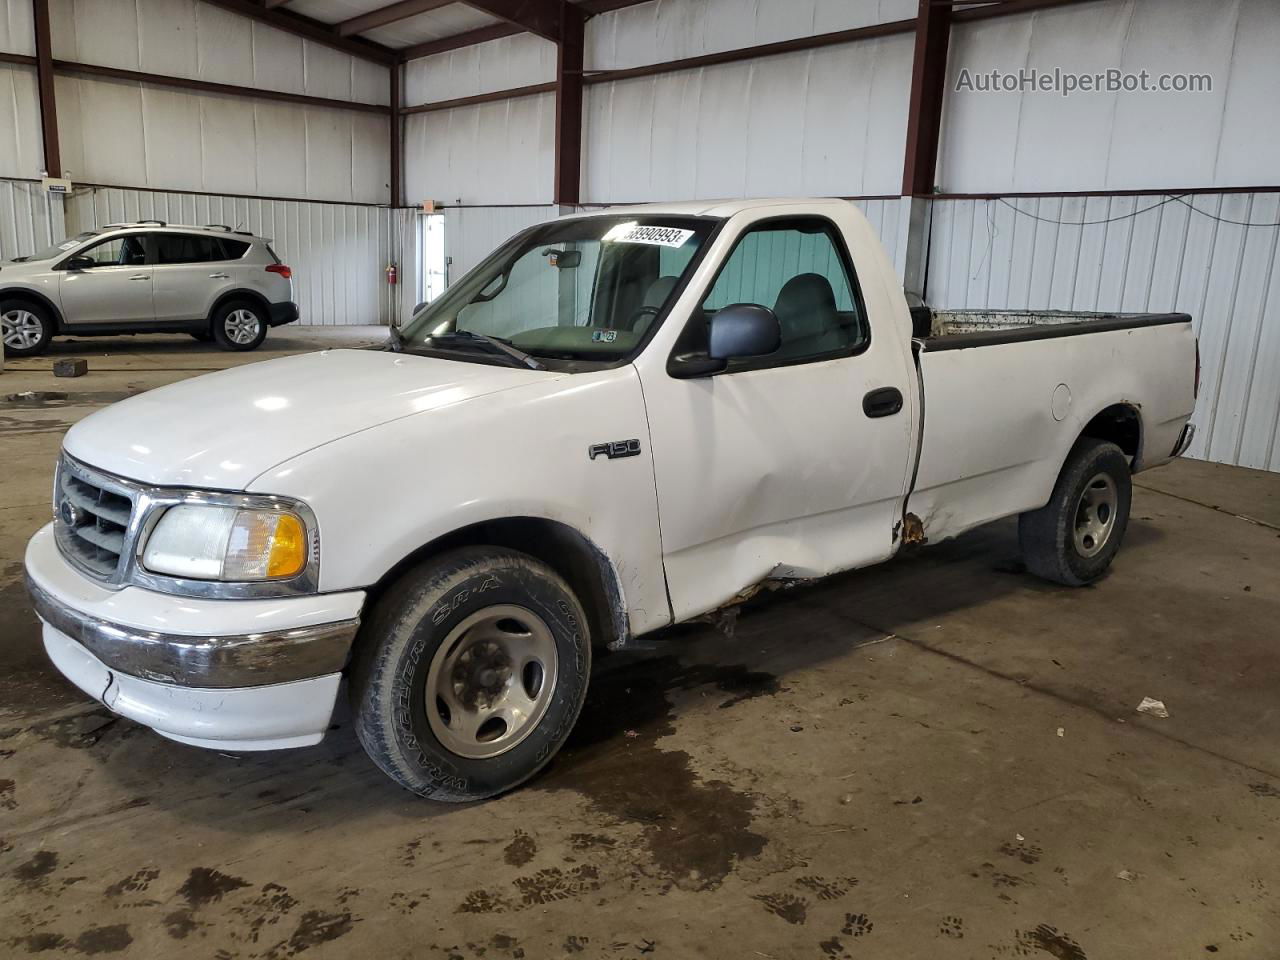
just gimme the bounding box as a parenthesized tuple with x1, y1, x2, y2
(385, 262, 398, 285)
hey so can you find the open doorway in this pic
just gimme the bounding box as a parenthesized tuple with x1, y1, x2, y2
(419, 213, 446, 306)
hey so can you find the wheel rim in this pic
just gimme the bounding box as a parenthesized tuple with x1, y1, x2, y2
(1, 309, 43, 349)
(225, 309, 261, 345)
(1073, 472, 1118, 558)
(425, 604, 559, 760)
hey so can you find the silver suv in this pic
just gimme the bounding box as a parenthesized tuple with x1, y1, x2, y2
(0, 221, 297, 356)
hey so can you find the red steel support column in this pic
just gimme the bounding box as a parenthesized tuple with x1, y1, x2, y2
(901, 0, 951, 197)
(553, 4, 585, 206)
(33, 0, 61, 178)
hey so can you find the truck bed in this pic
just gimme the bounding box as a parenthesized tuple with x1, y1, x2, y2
(911, 308, 1192, 349)
(903, 307, 1196, 545)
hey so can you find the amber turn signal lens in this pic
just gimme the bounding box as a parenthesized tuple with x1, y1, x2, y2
(266, 513, 306, 578)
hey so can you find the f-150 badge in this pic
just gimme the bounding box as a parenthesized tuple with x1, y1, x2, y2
(588, 439, 641, 460)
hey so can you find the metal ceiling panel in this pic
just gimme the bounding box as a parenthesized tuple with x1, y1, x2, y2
(360, 6, 502, 48)
(282, 0, 410, 26)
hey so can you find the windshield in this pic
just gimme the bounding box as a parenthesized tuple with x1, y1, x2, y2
(17, 232, 99, 262)
(399, 215, 714, 364)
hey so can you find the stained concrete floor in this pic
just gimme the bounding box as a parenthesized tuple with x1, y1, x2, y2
(2, 327, 1280, 960)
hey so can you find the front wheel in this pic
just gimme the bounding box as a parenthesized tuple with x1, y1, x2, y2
(350, 547, 591, 802)
(1019, 438, 1132, 586)
(212, 300, 267, 351)
(1, 299, 54, 356)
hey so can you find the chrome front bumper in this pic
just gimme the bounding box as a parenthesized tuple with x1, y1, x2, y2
(26, 575, 359, 688)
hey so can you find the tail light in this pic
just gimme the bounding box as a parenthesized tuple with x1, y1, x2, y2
(1194, 340, 1201, 400)
(266, 263, 292, 280)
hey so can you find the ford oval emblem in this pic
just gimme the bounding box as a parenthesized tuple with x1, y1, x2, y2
(60, 500, 80, 527)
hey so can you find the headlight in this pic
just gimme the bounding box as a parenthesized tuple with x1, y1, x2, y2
(142, 504, 309, 581)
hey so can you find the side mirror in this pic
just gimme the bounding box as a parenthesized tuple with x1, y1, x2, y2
(709, 303, 781, 360)
(62, 256, 94, 271)
(668, 303, 782, 378)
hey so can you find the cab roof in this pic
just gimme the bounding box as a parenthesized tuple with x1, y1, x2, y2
(571, 197, 857, 219)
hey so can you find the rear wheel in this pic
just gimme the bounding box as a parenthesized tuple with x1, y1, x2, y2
(1, 299, 54, 357)
(212, 300, 267, 351)
(350, 547, 591, 802)
(1019, 438, 1132, 586)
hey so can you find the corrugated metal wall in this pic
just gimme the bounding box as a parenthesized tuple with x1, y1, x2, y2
(404, 96, 556, 207)
(0, 179, 66, 261)
(61, 186, 400, 326)
(583, 35, 913, 203)
(442, 205, 560, 282)
(939, 0, 1280, 193)
(924, 192, 1280, 471)
(2, 0, 391, 202)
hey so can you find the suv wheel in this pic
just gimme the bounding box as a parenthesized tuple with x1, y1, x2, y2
(212, 300, 268, 351)
(1, 300, 54, 357)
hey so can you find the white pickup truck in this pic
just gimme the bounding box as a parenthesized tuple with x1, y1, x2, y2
(24, 198, 1198, 801)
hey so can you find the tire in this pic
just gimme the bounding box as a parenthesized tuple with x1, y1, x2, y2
(350, 547, 591, 802)
(1, 298, 54, 357)
(189, 330, 214, 343)
(211, 300, 268, 351)
(1019, 437, 1132, 586)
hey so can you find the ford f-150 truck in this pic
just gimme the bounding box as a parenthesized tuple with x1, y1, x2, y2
(24, 198, 1198, 801)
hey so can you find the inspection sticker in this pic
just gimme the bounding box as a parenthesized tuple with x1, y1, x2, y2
(604, 224, 694, 247)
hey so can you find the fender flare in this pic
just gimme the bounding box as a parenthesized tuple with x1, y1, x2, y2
(0, 287, 66, 330)
(207, 288, 272, 325)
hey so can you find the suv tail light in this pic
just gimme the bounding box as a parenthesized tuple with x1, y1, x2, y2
(266, 263, 292, 280)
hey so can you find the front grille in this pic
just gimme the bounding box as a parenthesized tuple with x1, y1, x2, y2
(54, 455, 140, 583)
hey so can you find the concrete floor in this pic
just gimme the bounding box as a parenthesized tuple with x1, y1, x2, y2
(2, 328, 1279, 959)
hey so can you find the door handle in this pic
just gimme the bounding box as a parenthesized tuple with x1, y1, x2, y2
(128, 275, 149, 281)
(208, 273, 230, 279)
(863, 386, 903, 418)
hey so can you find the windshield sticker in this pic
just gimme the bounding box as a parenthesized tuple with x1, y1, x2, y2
(603, 223, 695, 248)
(591, 329, 618, 343)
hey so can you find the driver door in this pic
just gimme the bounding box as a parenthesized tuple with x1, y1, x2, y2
(58, 233, 154, 326)
(636, 214, 917, 622)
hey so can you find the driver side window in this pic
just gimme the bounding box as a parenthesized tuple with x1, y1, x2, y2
(699, 218, 867, 365)
(80, 235, 146, 267)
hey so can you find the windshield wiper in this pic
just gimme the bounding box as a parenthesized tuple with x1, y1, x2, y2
(428, 331, 547, 371)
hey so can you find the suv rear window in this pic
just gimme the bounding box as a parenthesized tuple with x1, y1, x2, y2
(156, 234, 223, 264)
(219, 239, 251, 259)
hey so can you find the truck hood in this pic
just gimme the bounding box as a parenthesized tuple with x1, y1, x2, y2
(63, 349, 560, 489)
